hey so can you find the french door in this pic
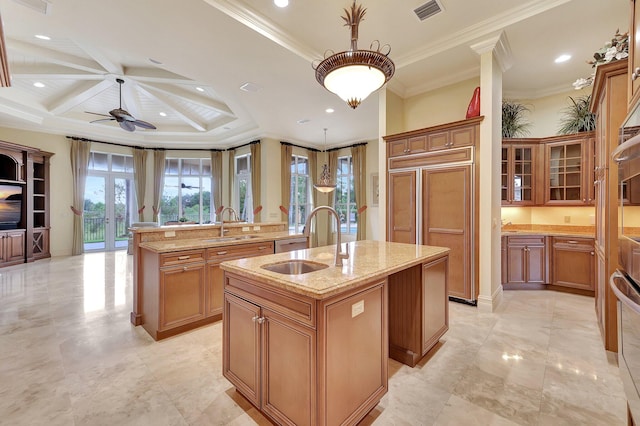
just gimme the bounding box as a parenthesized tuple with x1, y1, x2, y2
(84, 174, 135, 251)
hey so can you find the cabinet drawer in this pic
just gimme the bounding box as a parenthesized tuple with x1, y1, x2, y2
(225, 274, 316, 328)
(507, 236, 545, 245)
(207, 241, 274, 262)
(160, 249, 205, 267)
(552, 236, 594, 250)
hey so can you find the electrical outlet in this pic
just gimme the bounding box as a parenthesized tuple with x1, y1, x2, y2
(564, 215, 571, 223)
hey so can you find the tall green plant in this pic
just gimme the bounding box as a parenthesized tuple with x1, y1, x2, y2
(557, 95, 596, 134)
(502, 100, 531, 138)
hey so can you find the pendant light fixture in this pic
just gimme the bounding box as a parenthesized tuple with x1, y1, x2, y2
(313, 1, 395, 109)
(314, 128, 337, 193)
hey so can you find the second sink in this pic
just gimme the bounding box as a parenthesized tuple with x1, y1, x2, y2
(261, 260, 329, 275)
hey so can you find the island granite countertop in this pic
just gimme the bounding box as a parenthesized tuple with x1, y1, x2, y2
(220, 240, 450, 300)
(139, 231, 303, 253)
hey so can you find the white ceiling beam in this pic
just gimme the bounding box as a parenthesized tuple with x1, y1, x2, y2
(10, 63, 105, 80)
(123, 67, 195, 84)
(47, 79, 114, 115)
(138, 82, 234, 117)
(6, 38, 106, 74)
(0, 103, 43, 124)
(136, 85, 207, 132)
(73, 40, 123, 75)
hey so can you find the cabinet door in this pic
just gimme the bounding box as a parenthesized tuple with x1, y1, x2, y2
(551, 238, 595, 291)
(526, 245, 546, 284)
(507, 245, 526, 284)
(422, 256, 448, 355)
(5, 231, 25, 263)
(206, 262, 224, 317)
(261, 308, 316, 426)
(407, 136, 427, 154)
(423, 166, 471, 300)
(388, 171, 416, 244)
(511, 146, 535, 204)
(223, 293, 261, 407)
(159, 263, 206, 330)
(387, 140, 408, 157)
(546, 140, 585, 204)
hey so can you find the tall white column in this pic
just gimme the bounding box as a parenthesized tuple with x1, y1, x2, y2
(377, 88, 388, 242)
(471, 32, 512, 312)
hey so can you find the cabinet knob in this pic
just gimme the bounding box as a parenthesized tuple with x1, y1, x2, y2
(591, 251, 595, 256)
(252, 316, 265, 324)
(183, 266, 188, 272)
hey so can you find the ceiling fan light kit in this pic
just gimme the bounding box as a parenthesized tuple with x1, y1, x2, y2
(313, 0, 395, 109)
(87, 78, 157, 132)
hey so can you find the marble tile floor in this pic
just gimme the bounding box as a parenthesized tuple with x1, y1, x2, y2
(0, 251, 627, 425)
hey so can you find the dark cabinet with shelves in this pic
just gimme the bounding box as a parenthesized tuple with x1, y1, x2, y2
(501, 143, 538, 205)
(0, 141, 52, 266)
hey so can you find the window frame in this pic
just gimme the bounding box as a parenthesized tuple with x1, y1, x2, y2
(289, 154, 311, 233)
(234, 153, 253, 222)
(161, 158, 213, 224)
(335, 154, 357, 235)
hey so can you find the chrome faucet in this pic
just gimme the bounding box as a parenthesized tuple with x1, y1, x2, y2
(219, 207, 239, 237)
(303, 206, 349, 267)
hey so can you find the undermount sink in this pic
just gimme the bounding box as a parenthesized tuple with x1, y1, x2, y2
(261, 260, 329, 275)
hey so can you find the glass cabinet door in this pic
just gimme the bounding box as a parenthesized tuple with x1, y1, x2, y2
(548, 142, 583, 202)
(502, 144, 535, 205)
(501, 147, 508, 202)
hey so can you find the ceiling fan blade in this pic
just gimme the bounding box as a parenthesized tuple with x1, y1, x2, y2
(119, 120, 136, 132)
(133, 120, 157, 130)
(110, 108, 135, 122)
(85, 111, 111, 118)
(90, 118, 116, 124)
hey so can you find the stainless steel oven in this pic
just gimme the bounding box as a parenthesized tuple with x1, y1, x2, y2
(611, 126, 640, 423)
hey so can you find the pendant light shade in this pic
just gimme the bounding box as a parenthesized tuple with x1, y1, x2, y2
(313, 1, 395, 109)
(314, 128, 336, 193)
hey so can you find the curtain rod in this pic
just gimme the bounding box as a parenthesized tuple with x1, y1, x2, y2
(228, 140, 260, 151)
(327, 141, 367, 152)
(66, 136, 224, 152)
(280, 141, 320, 153)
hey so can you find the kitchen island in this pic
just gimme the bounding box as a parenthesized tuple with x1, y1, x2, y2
(220, 240, 450, 426)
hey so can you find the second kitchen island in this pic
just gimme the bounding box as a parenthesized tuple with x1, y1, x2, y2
(220, 240, 450, 426)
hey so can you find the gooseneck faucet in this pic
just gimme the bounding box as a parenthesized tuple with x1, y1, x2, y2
(219, 207, 239, 237)
(303, 206, 349, 267)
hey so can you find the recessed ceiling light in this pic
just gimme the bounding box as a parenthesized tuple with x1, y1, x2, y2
(149, 58, 163, 65)
(239, 82, 261, 92)
(195, 86, 204, 92)
(34, 34, 50, 40)
(554, 54, 571, 63)
(33, 82, 45, 88)
(159, 112, 167, 117)
(274, 0, 289, 7)
(325, 108, 334, 113)
(223, 126, 231, 130)
(297, 119, 310, 124)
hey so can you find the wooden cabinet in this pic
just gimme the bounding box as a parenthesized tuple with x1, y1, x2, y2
(30, 153, 51, 260)
(142, 248, 207, 340)
(629, 0, 640, 110)
(504, 236, 547, 285)
(551, 237, 595, 292)
(0, 230, 25, 266)
(544, 135, 595, 205)
(387, 136, 427, 157)
(224, 272, 387, 426)
(387, 170, 417, 244)
(274, 237, 308, 253)
(385, 117, 481, 303)
(388, 256, 449, 367)
(501, 143, 537, 205)
(591, 58, 628, 352)
(205, 241, 274, 318)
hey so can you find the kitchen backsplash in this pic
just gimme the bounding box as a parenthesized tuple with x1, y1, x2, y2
(502, 206, 640, 226)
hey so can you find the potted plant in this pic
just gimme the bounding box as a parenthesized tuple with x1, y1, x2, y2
(502, 100, 532, 138)
(557, 95, 596, 134)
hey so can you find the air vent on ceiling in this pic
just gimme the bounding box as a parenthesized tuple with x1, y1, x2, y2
(414, 0, 443, 21)
(12, 0, 52, 15)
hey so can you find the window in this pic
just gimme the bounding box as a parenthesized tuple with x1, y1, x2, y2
(335, 155, 356, 235)
(289, 155, 311, 232)
(161, 158, 212, 224)
(235, 154, 252, 222)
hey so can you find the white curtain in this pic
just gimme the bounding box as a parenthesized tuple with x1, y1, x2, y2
(351, 144, 367, 240)
(307, 149, 318, 247)
(211, 151, 223, 221)
(133, 148, 147, 221)
(250, 142, 261, 222)
(280, 144, 292, 223)
(152, 150, 166, 222)
(70, 139, 91, 255)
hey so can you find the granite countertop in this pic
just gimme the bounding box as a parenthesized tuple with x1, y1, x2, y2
(501, 225, 595, 238)
(139, 231, 304, 253)
(220, 240, 450, 300)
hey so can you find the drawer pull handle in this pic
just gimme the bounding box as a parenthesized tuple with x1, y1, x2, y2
(178, 255, 190, 260)
(217, 251, 228, 255)
(567, 240, 578, 244)
(258, 246, 268, 250)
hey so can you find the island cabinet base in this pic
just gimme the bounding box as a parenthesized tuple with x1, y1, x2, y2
(223, 272, 388, 426)
(388, 255, 449, 367)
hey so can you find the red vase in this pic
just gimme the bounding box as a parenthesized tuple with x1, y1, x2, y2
(466, 87, 480, 118)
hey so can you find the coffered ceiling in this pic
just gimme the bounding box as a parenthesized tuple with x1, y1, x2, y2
(0, 0, 629, 149)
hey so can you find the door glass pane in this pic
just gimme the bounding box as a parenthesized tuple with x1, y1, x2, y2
(161, 177, 179, 224)
(88, 152, 108, 171)
(181, 177, 200, 222)
(84, 176, 106, 250)
(113, 178, 133, 249)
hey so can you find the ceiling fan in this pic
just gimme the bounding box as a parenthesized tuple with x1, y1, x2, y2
(86, 78, 157, 132)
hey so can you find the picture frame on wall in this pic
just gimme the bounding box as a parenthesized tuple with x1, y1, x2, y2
(371, 173, 379, 206)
